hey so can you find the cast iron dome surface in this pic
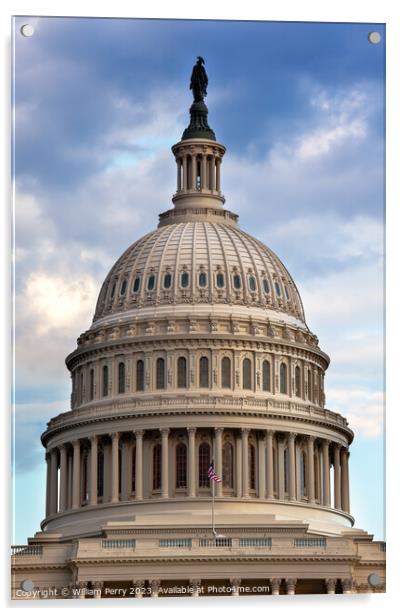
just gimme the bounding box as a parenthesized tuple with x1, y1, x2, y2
(93, 221, 306, 326)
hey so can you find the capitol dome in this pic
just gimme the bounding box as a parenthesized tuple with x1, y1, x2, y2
(93, 220, 306, 327)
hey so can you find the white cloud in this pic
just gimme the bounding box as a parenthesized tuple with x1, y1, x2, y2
(326, 388, 384, 439)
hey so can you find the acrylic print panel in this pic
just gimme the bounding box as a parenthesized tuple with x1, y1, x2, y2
(12, 16, 385, 599)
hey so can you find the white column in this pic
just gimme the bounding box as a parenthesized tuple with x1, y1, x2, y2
(307, 436, 315, 504)
(201, 154, 207, 189)
(187, 427, 196, 497)
(266, 430, 274, 499)
(89, 435, 98, 506)
(45, 453, 51, 517)
(288, 433, 296, 501)
(135, 430, 144, 500)
(49, 448, 58, 515)
(72, 440, 81, 510)
(215, 428, 223, 497)
(110, 432, 120, 503)
(341, 447, 349, 512)
(216, 158, 221, 191)
(209, 156, 215, 190)
(286, 579, 297, 595)
(258, 435, 266, 498)
(59, 444, 68, 512)
(191, 154, 197, 189)
(242, 428, 250, 497)
(278, 438, 285, 500)
(333, 443, 341, 509)
(176, 158, 182, 191)
(236, 434, 242, 497)
(161, 428, 170, 498)
(322, 439, 331, 506)
(183, 157, 188, 190)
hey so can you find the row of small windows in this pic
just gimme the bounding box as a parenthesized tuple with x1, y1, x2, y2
(109, 272, 292, 299)
(77, 359, 317, 401)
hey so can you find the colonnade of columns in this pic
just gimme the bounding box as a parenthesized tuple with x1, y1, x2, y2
(175, 153, 222, 193)
(45, 427, 350, 518)
(72, 577, 354, 597)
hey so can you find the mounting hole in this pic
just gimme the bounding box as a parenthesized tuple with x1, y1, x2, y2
(20, 24, 34, 37)
(368, 573, 381, 587)
(368, 31, 381, 44)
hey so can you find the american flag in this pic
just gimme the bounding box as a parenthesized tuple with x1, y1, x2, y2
(208, 461, 222, 483)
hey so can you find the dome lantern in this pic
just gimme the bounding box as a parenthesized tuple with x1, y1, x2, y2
(161, 58, 230, 225)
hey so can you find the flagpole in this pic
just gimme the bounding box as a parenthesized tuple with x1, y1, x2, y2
(212, 474, 215, 535)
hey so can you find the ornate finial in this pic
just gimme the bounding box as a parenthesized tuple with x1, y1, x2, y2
(182, 57, 216, 141)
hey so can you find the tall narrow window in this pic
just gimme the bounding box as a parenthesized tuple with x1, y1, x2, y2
(243, 358, 252, 390)
(262, 360, 271, 392)
(180, 271, 189, 288)
(176, 443, 187, 488)
(216, 272, 225, 288)
(156, 358, 165, 389)
(221, 357, 231, 388)
(198, 442, 210, 488)
(198, 271, 207, 287)
(295, 366, 301, 397)
(133, 276, 141, 293)
(110, 282, 116, 299)
(274, 281, 281, 296)
(131, 446, 136, 493)
(222, 442, 234, 488)
(120, 279, 127, 296)
(89, 368, 94, 400)
(102, 365, 108, 397)
(163, 272, 172, 289)
(153, 444, 162, 490)
(136, 359, 144, 391)
(177, 356, 187, 388)
(233, 274, 241, 290)
(147, 274, 155, 291)
(118, 362, 125, 394)
(82, 450, 89, 503)
(280, 363, 287, 394)
(262, 278, 270, 294)
(80, 372, 84, 404)
(248, 275, 257, 292)
(199, 356, 209, 388)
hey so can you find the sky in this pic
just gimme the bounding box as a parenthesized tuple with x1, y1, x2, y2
(12, 16, 385, 543)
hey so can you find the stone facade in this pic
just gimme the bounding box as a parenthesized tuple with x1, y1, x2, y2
(11, 71, 385, 599)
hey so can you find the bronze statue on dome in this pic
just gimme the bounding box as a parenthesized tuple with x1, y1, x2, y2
(190, 56, 208, 102)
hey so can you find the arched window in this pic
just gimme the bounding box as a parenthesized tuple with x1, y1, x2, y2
(243, 358, 252, 390)
(156, 358, 165, 389)
(262, 278, 270, 294)
(176, 443, 187, 488)
(198, 271, 207, 287)
(285, 285, 290, 300)
(147, 274, 155, 291)
(307, 369, 312, 401)
(133, 276, 141, 293)
(198, 442, 210, 488)
(295, 366, 301, 397)
(97, 447, 104, 498)
(274, 281, 281, 296)
(136, 359, 144, 391)
(153, 444, 162, 490)
(102, 365, 108, 397)
(262, 360, 271, 392)
(163, 272, 172, 289)
(199, 356, 209, 388)
(233, 274, 241, 290)
(131, 446, 136, 493)
(280, 362, 287, 394)
(300, 451, 307, 497)
(89, 369, 94, 400)
(177, 356, 187, 388)
(118, 362, 125, 394)
(120, 279, 127, 296)
(248, 275, 257, 292)
(180, 271, 189, 288)
(249, 443, 256, 490)
(110, 282, 116, 299)
(222, 441, 233, 488)
(221, 357, 231, 388)
(216, 272, 225, 288)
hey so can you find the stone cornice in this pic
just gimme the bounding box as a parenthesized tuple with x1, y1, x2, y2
(41, 402, 353, 445)
(69, 554, 360, 565)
